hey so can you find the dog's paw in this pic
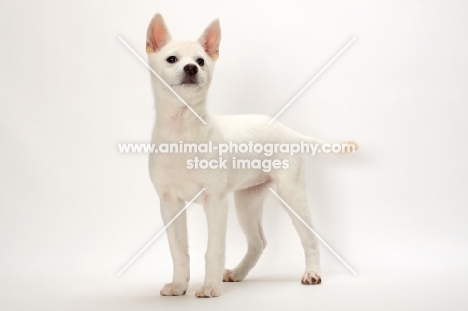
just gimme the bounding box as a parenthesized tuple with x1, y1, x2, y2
(160, 282, 188, 296)
(222, 269, 243, 282)
(301, 271, 322, 285)
(195, 283, 222, 298)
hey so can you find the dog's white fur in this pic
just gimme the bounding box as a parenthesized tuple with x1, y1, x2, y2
(146, 14, 357, 297)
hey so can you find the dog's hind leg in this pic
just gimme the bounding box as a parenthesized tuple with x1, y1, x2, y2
(223, 182, 269, 282)
(273, 156, 322, 285)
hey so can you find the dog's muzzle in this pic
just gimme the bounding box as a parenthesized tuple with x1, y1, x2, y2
(180, 64, 198, 85)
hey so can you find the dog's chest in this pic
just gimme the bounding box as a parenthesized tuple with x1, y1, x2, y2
(149, 149, 223, 199)
(150, 152, 193, 181)
(149, 120, 226, 198)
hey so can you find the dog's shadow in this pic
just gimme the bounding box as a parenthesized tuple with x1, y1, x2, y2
(239, 275, 297, 282)
(90, 278, 297, 307)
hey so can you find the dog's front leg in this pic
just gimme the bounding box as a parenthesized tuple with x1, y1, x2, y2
(159, 196, 190, 296)
(196, 193, 228, 298)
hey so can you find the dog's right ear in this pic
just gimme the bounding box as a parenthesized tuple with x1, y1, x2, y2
(146, 14, 171, 53)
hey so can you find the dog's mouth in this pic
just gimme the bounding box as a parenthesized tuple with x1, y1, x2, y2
(178, 75, 198, 86)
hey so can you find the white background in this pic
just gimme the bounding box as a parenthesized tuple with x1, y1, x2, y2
(1, 0, 468, 310)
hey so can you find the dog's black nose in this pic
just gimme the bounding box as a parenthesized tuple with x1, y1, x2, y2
(184, 64, 198, 76)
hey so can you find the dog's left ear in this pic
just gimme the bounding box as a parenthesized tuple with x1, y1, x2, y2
(198, 19, 221, 60)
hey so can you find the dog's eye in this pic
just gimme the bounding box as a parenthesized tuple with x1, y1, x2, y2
(196, 58, 205, 66)
(166, 56, 177, 64)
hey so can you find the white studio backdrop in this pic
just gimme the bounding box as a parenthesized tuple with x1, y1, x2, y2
(1, 0, 468, 308)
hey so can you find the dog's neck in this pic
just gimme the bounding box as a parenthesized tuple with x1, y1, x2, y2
(153, 94, 209, 142)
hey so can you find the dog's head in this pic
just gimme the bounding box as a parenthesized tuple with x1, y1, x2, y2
(146, 14, 221, 101)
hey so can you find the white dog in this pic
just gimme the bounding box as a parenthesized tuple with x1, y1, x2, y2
(146, 13, 357, 297)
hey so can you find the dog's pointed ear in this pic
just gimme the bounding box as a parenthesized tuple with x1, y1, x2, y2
(198, 19, 221, 60)
(146, 14, 171, 53)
